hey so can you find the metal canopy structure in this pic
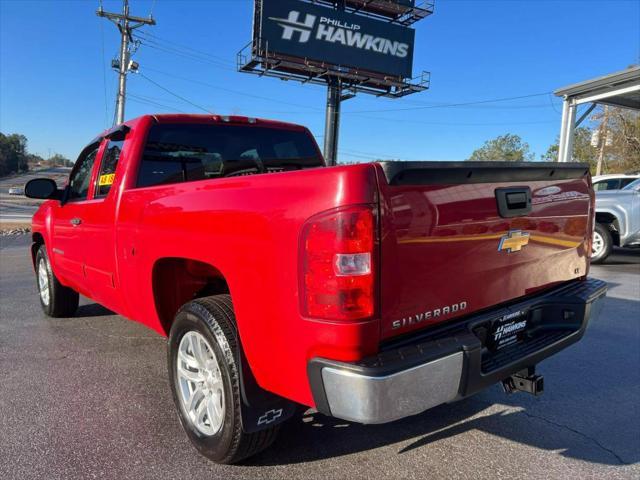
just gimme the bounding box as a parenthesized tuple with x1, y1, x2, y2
(554, 66, 640, 163)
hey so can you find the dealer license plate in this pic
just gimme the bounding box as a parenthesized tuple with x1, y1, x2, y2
(487, 310, 529, 351)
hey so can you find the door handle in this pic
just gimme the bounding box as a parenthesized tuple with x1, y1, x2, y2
(70, 217, 82, 226)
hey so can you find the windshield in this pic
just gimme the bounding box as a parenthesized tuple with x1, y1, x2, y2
(622, 178, 640, 191)
(137, 123, 324, 188)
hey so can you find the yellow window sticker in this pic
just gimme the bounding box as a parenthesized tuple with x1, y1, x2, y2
(99, 174, 115, 186)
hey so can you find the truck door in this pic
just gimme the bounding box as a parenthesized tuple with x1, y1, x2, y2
(81, 134, 127, 314)
(49, 142, 102, 294)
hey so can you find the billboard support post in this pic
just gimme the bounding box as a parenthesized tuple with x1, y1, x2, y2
(324, 78, 342, 166)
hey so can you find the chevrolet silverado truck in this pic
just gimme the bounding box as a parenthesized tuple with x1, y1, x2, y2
(26, 114, 607, 464)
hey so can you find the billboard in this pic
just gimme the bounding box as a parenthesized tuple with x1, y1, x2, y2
(344, 0, 415, 8)
(257, 0, 415, 78)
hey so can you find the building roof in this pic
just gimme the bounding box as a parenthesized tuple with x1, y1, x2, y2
(554, 66, 640, 110)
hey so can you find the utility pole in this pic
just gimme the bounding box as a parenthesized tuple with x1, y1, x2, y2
(97, 0, 155, 125)
(595, 105, 610, 176)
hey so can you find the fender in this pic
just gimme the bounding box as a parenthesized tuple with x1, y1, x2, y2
(595, 205, 626, 244)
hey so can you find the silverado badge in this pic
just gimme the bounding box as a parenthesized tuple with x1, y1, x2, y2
(498, 230, 530, 253)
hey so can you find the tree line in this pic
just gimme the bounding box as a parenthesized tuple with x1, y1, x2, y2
(0, 132, 72, 177)
(468, 106, 640, 173)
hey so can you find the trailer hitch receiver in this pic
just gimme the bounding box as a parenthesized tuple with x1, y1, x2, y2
(502, 367, 544, 396)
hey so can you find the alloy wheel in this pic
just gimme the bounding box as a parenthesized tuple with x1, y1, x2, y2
(175, 331, 225, 436)
(38, 259, 50, 306)
(592, 231, 604, 258)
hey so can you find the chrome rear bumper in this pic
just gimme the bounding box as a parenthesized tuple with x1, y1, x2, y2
(321, 352, 463, 424)
(308, 278, 607, 424)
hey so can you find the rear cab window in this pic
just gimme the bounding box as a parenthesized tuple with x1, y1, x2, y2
(136, 123, 323, 188)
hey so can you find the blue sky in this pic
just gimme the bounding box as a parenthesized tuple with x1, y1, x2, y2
(1, 0, 638, 163)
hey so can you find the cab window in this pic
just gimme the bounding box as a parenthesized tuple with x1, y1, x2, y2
(96, 139, 124, 197)
(593, 179, 621, 191)
(67, 145, 100, 202)
(136, 123, 322, 188)
(620, 178, 637, 189)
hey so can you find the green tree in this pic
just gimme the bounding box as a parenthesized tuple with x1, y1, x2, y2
(605, 107, 640, 173)
(26, 153, 46, 167)
(541, 127, 598, 168)
(468, 134, 534, 162)
(541, 108, 640, 174)
(0, 133, 29, 175)
(48, 153, 73, 167)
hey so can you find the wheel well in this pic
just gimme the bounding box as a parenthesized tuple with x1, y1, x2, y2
(31, 232, 45, 270)
(152, 258, 230, 335)
(595, 212, 620, 246)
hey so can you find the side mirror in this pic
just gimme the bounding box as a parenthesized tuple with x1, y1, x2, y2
(24, 178, 63, 200)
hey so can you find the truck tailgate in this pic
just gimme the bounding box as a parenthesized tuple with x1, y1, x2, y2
(375, 161, 593, 340)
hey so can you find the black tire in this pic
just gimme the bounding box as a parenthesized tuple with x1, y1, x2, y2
(591, 223, 612, 264)
(35, 245, 79, 317)
(167, 295, 279, 464)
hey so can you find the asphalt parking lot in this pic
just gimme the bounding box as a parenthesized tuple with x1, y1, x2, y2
(1, 235, 638, 480)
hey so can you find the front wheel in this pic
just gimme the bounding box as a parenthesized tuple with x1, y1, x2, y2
(167, 295, 279, 464)
(35, 245, 79, 317)
(591, 223, 612, 264)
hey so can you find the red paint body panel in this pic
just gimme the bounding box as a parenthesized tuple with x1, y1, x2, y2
(31, 114, 594, 408)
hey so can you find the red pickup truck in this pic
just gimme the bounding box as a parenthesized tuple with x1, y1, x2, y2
(26, 114, 606, 464)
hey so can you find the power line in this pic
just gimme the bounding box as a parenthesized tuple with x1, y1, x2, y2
(341, 147, 404, 159)
(346, 112, 557, 126)
(346, 92, 553, 114)
(127, 91, 189, 106)
(127, 93, 187, 113)
(135, 30, 235, 67)
(99, 17, 109, 128)
(130, 73, 556, 127)
(138, 72, 214, 114)
(131, 39, 556, 119)
(141, 66, 322, 111)
(135, 37, 237, 71)
(140, 50, 557, 118)
(547, 93, 562, 114)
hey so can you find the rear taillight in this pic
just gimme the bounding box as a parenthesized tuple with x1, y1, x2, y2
(300, 205, 376, 321)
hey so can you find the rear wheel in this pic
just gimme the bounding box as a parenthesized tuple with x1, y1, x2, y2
(591, 223, 612, 264)
(35, 246, 79, 317)
(167, 295, 279, 464)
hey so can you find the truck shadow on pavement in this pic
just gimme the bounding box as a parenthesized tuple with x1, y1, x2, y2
(250, 398, 630, 468)
(248, 295, 639, 468)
